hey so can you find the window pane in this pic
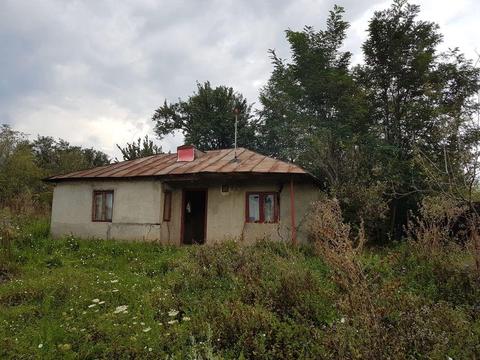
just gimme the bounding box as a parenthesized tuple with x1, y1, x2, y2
(248, 194, 260, 222)
(264, 194, 275, 222)
(105, 192, 113, 221)
(94, 194, 103, 221)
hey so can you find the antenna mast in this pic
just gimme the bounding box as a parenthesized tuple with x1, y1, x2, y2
(233, 107, 239, 161)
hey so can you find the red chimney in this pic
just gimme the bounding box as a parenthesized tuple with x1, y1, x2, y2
(177, 145, 204, 162)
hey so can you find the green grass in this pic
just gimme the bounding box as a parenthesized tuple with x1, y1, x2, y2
(1, 219, 479, 359)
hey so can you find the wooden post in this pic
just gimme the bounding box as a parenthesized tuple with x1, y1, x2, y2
(290, 177, 297, 245)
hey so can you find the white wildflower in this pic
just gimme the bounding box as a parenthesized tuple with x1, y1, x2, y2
(340, 317, 345, 324)
(143, 327, 151, 332)
(92, 299, 100, 303)
(168, 309, 179, 317)
(88, 304, 96, 308)
(111, 280, 119, 283)
(114, 305, 128, 314)
(182, 316, 191, 321)
(167, 320, 178, 325)
(38, 344, 43, 349)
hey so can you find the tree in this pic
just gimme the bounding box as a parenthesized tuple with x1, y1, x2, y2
(258, 6, 385, 234)
(116, 135, 162, 161)
(0, 125, 42, 207)
(32, 136, 110, 175)
(357, 0, 480, 237)
(152, 81, 258, 151)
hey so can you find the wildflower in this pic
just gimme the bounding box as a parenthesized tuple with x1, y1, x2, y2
(149, 348, 153, 352)
(143, 327, 151, 332)
(340, 317, 345, 324)
(92, 299, 100, 303)
(114, 305, 128, 314)
(168, 309, 179, 317)
(167, 320, 178, 325)
(112, 289, 119, 293)
(99, 301, 105, 305)
(38, 344, 43, 349)
(88, 304, 96, 308)
(111, 280, 119, 283)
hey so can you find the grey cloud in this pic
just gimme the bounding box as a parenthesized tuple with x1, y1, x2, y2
(0, 0, 477, 157)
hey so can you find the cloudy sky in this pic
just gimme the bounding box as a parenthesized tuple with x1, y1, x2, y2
(1, 0, 478, 158)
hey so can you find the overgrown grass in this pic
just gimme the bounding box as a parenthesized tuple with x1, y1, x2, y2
(0, 218, 479, 359)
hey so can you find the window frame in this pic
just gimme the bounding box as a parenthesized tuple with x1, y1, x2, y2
(245, 191, 279, 224)
(163, 190, 172, 222)
(92, 190, 114, 222)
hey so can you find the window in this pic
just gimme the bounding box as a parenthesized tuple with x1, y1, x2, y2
(163, 190, 172, 222)
(92, 190, 114, 222)
(246, 192, 279, 223)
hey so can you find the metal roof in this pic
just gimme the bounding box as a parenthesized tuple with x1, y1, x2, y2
(46, 147, 314, 182)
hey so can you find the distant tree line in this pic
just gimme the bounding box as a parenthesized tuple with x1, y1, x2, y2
(0, 125, 110, 211)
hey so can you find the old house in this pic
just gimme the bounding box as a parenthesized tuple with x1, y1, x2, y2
(47, 145, 321, 245)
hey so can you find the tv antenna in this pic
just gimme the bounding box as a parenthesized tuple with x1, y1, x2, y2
(232, 107, 240, 162)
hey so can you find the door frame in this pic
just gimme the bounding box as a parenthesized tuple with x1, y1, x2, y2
(180, 188, 208, 245)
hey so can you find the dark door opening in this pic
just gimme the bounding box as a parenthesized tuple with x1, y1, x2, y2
(182, 190, 207, 245)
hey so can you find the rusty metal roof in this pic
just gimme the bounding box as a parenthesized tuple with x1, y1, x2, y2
(47, 148, 314, 182)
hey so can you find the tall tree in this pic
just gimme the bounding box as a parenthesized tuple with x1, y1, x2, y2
(116, 135, 162, 161)
(259, 5, 372, 172)
(357, 0, 480, 236)
(258, 6, 384, 233)
(152, 81, 258, 151)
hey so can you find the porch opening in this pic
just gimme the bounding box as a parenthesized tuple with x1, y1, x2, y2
(182, 189, 207, 245)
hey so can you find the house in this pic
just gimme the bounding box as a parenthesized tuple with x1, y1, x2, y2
(46, 145, 321, 245)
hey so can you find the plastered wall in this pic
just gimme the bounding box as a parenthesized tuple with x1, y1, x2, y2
(51, 178, 321, 244)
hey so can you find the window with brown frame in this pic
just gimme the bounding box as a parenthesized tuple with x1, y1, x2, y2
(163, 190, 172, 222)
(245, 192, 279, 223)
(92, 190, 114, 222)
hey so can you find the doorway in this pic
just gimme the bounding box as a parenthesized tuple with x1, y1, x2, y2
(181, 189, 207, 244)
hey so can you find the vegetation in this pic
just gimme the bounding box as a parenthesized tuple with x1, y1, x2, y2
(0, 125, 110, 212)
(1, 1, 480, 357)
(0, 209, 479, 359)
(152, 81, 258, 151)
(116, 135, 163, 161)
(152, 1, 480, 242)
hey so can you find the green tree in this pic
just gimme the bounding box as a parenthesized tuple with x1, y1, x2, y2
(357, 0, 480, 237)
(32, 136, 110, 175)
(258, 6, 385, 234)
(116, 135, 162, 161)
(0, 125, 42, 207)
(152, 81, 258, 150)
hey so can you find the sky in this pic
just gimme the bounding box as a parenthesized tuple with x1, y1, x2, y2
(1, 0, 479, 159)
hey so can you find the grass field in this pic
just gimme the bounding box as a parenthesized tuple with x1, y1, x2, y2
(1, 218, 479, 359)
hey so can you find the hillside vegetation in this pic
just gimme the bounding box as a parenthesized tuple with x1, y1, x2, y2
(1, 213, 479, 359)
